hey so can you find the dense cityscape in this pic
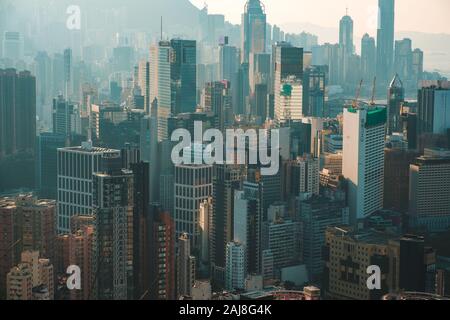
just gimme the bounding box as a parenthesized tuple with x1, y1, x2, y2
(1, 0, 450, 302)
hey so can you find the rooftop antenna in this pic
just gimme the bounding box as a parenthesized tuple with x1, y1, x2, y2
(160, 16, 163, 41)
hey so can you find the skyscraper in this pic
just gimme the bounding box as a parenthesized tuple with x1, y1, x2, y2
(56, 144, 121, 233)
(0, 69, 36, 158)
(339, 13, 354, 56)
(155, 40, 197, 140)
(387, 74, 405, 134)
(177, 233, 196, 298)
(417, 81, 450, 137)
(361, 34, 376, 82)
(174, 164, 213, 248)
(225, 242, 246, 291)
(394, 39, 412, 84)
(343, 106, 387, 221)
(241, 0, 267, 64)
(409, 150, 450, 232)
(377, 0, 395, 84)
(92, 164, 134, 300)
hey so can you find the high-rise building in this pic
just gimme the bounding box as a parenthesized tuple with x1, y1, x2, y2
(174, 164, 213, 248)
(399, 235, 437, 293)
(7, 251, 54, 301)
(219, 39, 239, 83)
(92, 165, 134, 300)
(361, 34, 376, 82)
(148, 204, 175, 300)
(202, 80, 232, 132)
(155, 40, 197, 140)
(262, 205, 300, 278)
(343, 106, 387, 221)
(177, 233, 196, 298)
(275, 76, 303, 124)
(302, 65, 327, 118)
(324, 226, 400, 300)
(0, 195, 56, 299)
(412, 49, 424, 86)
(417, 81, 450, 137)
(52, 95, 76, 139)
(0, 69, 36, 159)
(387, 74, 405, 134)
(384, 148, 419, 213)
(57, 144, 121, 233)
(36, 133, 66, 199)
(299, 195, 349, 281)
(289, 155, 320, 196)
(272, 42, 304, 124)
(376, 0, 395, 84)
(339, 13, 354, 84)
(2, 31, 23, 62)
(233, 182, 263, 275)
(409, 151, 450, 232)
(394, 39, 412, 84)
(225, 242, 246, 291)
(210, 164, 242, 286)
(241, 0, 267, 64)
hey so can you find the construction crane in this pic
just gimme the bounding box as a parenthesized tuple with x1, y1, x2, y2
(352, 79, 363, 109)
(370, 77, 377, 106)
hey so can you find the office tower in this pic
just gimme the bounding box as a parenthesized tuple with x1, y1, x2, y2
(254, 83, 268, 122)
(0, 196, 56, 299)
(417, 81, 450, 137)
(174, 164, 213, 248)
(63, 48, 73, 99)
(324, 226, 400, 300)
(155, 40, 197, 140)
(52, 95, 76, 139)
(412, 49, 424, 86)
(241, 0, 267, 64)
(303, 65, 326, 118)
(343, 106, 387, 221)
(148, 204, 175, 300)
(177, 233, 196, 298)
(0, 69, 36, 158)
(36, 133, 66, 199)
(377, 0, 395, 84)
(387, 74, 405, 134)
(2, 31, 23, 61)
(394, 39, 412, 84)
(210, 164, 242, 285)
(129, 162, 149, 299)
(275, 76, 303, 124)
(203, 80, 232, 132)
(400, 235, 437, 293)
(219, 39, 239, 83)
(409, 151, 450, 232)
(56, 144, 121, 233)
(7, 251, 54, 301)
(262, 205, 300, 278)
(199, 199, 212, 272)
(299, 195, 349, 281)
(384, 148, 419, 213)
(225, 242, 246, 291)
(138, 60, 150, 114)
(249, 53, 270, 100)
(339, 13, 354, 83)
(92, 165, 134, 300)
(361, 34, 377, 82)
(236, 62, 250, 115)
(323, 134, 343, 153)
(289, 156, 320, 196)
(170, 39, 197, 114)
(233, 182, 263, 275)
(273, 42, 303, 93)
(34, 51, 52, 124)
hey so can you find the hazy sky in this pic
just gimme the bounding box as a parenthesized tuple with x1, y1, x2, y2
(190, 0, 450, 36)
